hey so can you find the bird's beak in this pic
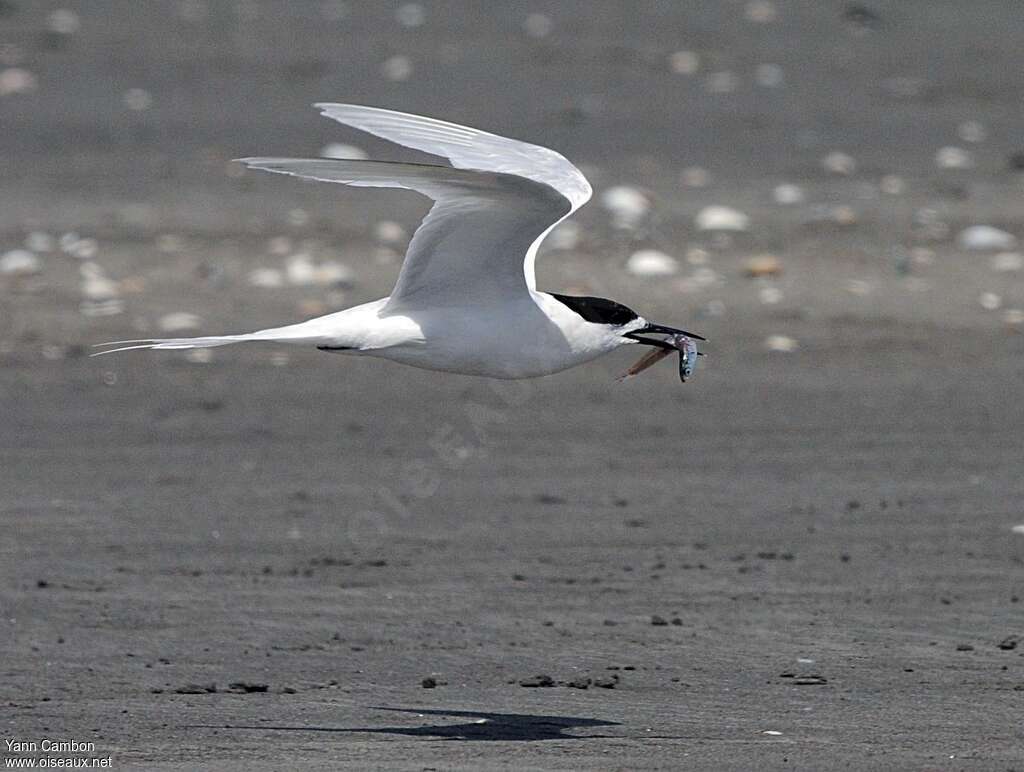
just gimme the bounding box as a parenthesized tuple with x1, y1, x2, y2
(619, 323, 705, 381)
(627, 323, 706, 342)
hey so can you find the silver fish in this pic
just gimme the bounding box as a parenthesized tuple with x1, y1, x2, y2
(618, 333, 702, 383)
(678, 335, 699, 382)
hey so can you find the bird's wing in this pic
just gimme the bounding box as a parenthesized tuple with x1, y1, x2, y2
(315, 104, 592, 211)
(239, 157, 571, 309)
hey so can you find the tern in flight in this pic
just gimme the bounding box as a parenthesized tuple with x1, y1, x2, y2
(97, 104, 704, 380)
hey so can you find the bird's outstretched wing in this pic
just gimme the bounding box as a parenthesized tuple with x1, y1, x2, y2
(240, 157, 570, 309)
(315, 103, 592, 211)
(241, 105, 591, 311)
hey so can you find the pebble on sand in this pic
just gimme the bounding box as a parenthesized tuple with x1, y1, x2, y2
(978, 292, 1002, 311)
(668, 50, 700, 75)
(935, 146, 973, 170)
(381, 55, 413, 81)
(696, 205, 749, 232)
(1011, 524, 1024, 535)
(523, 13, 553, 38)
(0, 249, 42, 276)
(373, 220, 408, 245)
(745, 0, 777, 23)
(822, 151, 856, 175)
(755, 63, 784, 88)
(681, 167, 710, 188)
(25, 232, 54, 252)
(601, 186, 650, 230)
(0, 68, 37, 96)
(772, 184, 804, 205)
(546, 221, 580, 251)
(743, 254, 781, 278)
(957, 120, 987, 143)
(395, 3, 426, 27)
(1004, 309, 1024, 326)
(765, 335, 798, 352)
(158, 312, 203, 333)
(320, 143, 368, 160)
(626, 249, 679, 277)
(958, 226, 1017, 251)
(991, 252, 1023, 272)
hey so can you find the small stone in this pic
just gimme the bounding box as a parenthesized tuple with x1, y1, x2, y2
(158, 312, 203, 333)
(743, 254, 781, 278)
(373, 220, 407, 244)
(880, 175, 905, 195)
(935, 146, 973, 170)
(979, 292, 1002, 311)
(822, 151, 856, 175)
(793, 676, 828, 685)
(958, 120, 987, 143)
(650, 614, 669, 626)
(772, 184, 804, 205)
(601, 185, 650, 230)
(1003, 309, 1024, 326)
(381, 55, 412, 81)
(997, 636, 1019, 651)
(755, 63, 784, 87)
(313, 261, 354, 287)
(745, 0, 777, 23)
(421, 677, 438, 688)
(626, 249, 678, 277)
(0, 67, 37, 96)
(227, 681, 268, 693)
(668, 50, 699, 75)
(959, 225, 1017, 251)
(519, 674, 555, 687)
(765, 335, 798, 353)
(320, 143, 368, 160)
(247, 268, 284, 288)
(523, 12, 553, 38)
(285, 253, 317, 285)
(0, 249, 41, 276)
(395, 3, 425, 27)
(47, 8, 81, 35)
(696, 205, 749, 232)
(759, 286, 783, 304)
(956, 644, 974, 652)
(123, 88, 153, 111)
(175, 683, 216, 694)
(705, 70, 739, 94)
(547, 221, 580, 250)
(991, 252, 1023, 272)
(677, 168, 709, 190)
(25, 232, 53, 252)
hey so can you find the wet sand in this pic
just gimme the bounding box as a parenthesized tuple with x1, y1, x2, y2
(2, 2, 1024, 769)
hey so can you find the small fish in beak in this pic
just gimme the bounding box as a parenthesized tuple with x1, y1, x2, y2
(619, 333, 702, 383)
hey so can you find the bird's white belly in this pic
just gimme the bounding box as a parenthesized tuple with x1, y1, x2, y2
(365, 302, 618, 379)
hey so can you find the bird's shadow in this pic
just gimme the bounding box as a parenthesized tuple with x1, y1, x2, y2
(191, 706, 620, 742)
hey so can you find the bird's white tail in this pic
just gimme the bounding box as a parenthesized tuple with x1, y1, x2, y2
(91, 335, 254, 356)
(91, 323, 329, 357)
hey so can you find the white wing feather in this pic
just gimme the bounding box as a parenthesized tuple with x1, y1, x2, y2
(314, 103, 592, 211)
(240, 157, 571, 309)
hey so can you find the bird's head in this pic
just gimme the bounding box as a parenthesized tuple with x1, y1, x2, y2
(549, 293, 705, 380)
